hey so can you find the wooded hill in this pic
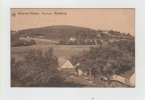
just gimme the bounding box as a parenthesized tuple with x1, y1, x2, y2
(17, 25, 109, 40)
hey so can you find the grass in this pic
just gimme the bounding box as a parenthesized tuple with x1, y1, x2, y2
(11, 37, 98, 61)
(20, 37, 59, 44)
(11, 44, 98, 61)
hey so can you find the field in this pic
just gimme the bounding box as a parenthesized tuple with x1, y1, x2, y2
(11, 43, 98, 61)
(20, 37, 59, 44)
(12, 37, 99, 61)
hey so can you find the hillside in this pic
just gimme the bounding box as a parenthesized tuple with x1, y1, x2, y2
(18, 25, 99, 40)
(14, 25, 134, 45)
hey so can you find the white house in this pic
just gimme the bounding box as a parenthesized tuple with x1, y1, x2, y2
(70, 37, 76, 42)
(58, 57, 76, 73)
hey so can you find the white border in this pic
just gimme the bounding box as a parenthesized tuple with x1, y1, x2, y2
(1, 0, 145, 100)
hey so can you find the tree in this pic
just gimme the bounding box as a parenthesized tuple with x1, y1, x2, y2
(78, 40, 86, 45)
(59, 40, 66, 45)
(91, 39, 96, 45)
(97, 39, 102, 44)
(67, 40, 77, 45)
(70, 54, 80, 65)
(29, 39, 36, 45)
(86, 40, 92, 45)
(80, 59, 96, 77)
(12, 48, 61, 85)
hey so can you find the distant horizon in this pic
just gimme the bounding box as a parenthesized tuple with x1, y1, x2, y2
(11, 9, 135, 36)
(11, 24, 134, 36)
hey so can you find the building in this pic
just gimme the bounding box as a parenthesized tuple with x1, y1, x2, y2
(70, 37, 76, 42)
(118, 69, 135, 87)
(129, 73, 135, 86)
(101, 60, 135, 87)
(102, 30, 108, 34)
(110, 69, 135, 87)
(97, 34, 101, 37)
(58, 57, 76, 73)
(109, 32, 120, 38)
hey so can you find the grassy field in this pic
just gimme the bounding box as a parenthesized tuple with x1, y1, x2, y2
(12, 38, 99, 61)
(20, 37, 59, 44)
(11, 44, 98, 61)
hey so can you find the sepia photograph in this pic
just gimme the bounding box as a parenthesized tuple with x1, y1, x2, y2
(11, 8, 135, 87)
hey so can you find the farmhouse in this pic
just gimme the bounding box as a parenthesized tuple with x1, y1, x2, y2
(110, 69, 135, 87)
(58, 57, 76, 73)
(70, 37, 76, 42)
(119, 69, 135, 86)
(100, 60, 135, 87)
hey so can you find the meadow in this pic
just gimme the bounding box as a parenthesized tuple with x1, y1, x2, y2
(20, 37, 59, 44)
(11, 44, 98, 61)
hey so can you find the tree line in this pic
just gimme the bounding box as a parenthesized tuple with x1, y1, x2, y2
(11, 33, 36, 47)
(58, 39, 102, 45)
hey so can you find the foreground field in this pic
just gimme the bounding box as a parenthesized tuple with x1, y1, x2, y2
(11, 45, 98, 61)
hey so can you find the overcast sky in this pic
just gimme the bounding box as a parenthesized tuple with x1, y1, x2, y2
(11, 8, 135, 36)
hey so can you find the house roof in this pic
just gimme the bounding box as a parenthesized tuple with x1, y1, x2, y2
(58, 57, 67, 68)
(104, 60, 135, 79)
(119, 69, 135, 79)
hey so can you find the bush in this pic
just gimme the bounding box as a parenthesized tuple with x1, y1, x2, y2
(78, 40, 86, 45)
(59, 40, 66, 45)
(50, 75, 66, 83)
(11, 39, 36, 47)
(97, 39, 102, 44)
(29, 39, 36, 45)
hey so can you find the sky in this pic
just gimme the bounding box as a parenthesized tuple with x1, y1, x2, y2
(11, 8, 135, 36)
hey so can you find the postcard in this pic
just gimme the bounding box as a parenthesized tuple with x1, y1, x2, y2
(11, 8, 135, 87)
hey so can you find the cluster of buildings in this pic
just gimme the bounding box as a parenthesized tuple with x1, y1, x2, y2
(69, 30, 134, 45)
(57, 56, 135, 87)
(102, 30, 135, 39)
